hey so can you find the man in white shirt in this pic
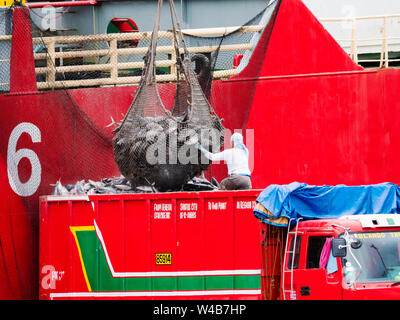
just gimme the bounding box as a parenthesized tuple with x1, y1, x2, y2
(197, 132, 252, 190)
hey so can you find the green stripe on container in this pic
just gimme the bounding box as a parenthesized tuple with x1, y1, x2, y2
(75, 230, 260, 292)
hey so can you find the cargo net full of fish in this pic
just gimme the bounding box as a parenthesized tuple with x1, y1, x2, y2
(109, 1, 273, 193)
(111, 0, 226, 192)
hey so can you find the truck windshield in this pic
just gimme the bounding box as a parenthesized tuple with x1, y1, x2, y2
(342, 231, 400, 283)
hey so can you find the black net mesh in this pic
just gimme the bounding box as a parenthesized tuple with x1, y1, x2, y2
(183, 6, 269, 75)
(2, 5, 120, 194)
(0, 1, 277, 195)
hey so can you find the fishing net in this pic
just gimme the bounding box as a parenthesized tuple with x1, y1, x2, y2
(112, 0, 225, 191)
(0, 1, 275, 195)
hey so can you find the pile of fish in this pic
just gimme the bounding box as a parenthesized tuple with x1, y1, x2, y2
(51, 174, 219, 196)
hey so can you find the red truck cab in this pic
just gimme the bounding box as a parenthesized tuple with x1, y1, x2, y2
(279, 214, 400, 300)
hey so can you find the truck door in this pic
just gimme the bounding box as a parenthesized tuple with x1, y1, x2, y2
(283, 235, 342, 300)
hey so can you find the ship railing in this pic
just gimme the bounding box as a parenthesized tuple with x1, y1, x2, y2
(3, 14, 399, 90)
(0, 25, 262, 90)
(319, 14, 400, 68)
(0, 35, 10, 91)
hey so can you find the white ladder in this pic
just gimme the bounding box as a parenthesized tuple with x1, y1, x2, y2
(281, 217, 303, 300)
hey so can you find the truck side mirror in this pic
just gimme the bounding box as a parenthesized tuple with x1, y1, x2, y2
(332, 238, 347, 257)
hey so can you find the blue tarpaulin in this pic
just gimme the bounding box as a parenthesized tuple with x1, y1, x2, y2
(253, 182, 400, 227)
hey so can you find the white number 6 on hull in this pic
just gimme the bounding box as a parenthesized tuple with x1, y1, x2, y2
(7, 123, 42, 197)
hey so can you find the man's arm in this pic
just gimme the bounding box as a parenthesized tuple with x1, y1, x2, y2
(197, 144, 227, 161)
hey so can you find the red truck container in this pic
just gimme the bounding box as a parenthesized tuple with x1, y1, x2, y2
(39, 190, 263, 300)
